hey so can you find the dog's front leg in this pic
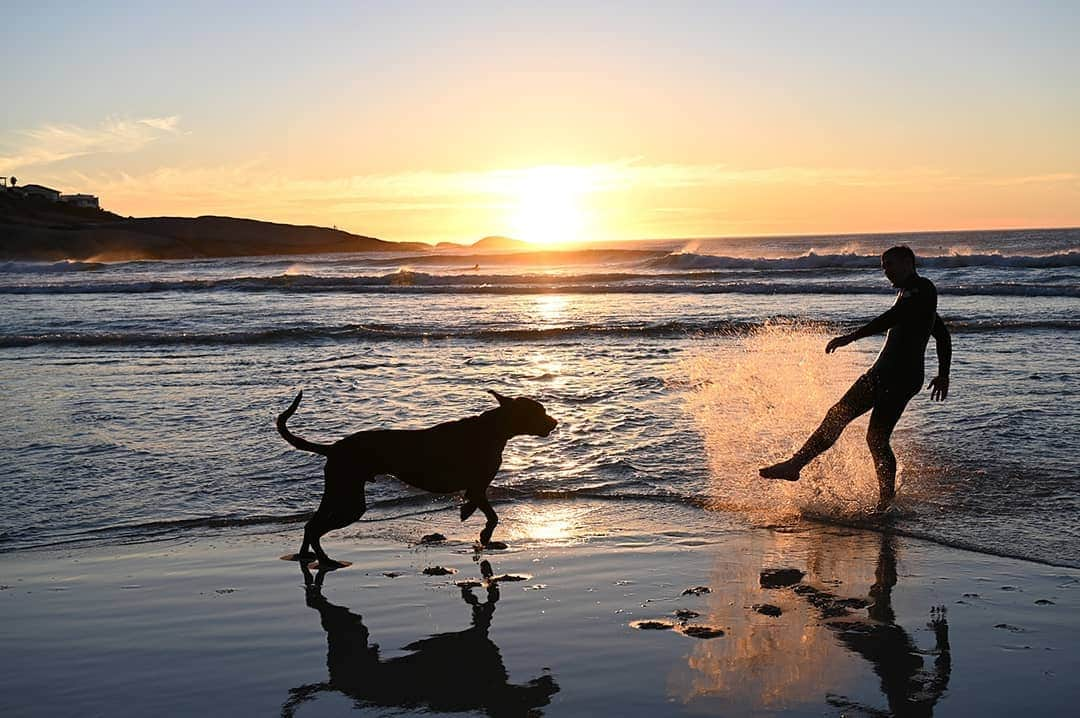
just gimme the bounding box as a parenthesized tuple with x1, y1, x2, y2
(460, 499, 478, 521)
(475, 495, 498, 546)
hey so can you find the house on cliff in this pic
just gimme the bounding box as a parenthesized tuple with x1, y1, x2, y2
(20, 183, 62, 202)
(4, 181, 101, 209)
(60, 193, 100, 209)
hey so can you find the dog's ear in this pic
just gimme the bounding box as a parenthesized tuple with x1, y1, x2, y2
(487, 389, 512, 407)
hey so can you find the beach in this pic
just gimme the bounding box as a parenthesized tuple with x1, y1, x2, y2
(3, 498, 1078, 717)
(2, 230, 1078, 716)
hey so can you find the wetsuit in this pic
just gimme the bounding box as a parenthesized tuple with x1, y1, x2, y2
(790, 274, 948, 499)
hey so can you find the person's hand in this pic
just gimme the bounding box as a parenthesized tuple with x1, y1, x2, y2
(928, 375, 949, 401)
(825, 334, 852, 354)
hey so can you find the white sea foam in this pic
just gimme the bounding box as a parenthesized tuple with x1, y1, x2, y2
(683, 324, 887, 522)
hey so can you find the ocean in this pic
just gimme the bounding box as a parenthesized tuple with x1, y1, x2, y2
(1, 228, 1077, 567)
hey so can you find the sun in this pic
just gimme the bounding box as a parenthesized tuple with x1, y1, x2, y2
(506, 166, 591, 247)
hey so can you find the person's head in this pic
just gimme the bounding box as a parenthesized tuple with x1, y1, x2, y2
(881, 245, 917, 287)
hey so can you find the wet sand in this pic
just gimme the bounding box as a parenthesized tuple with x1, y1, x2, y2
(2, 499, 1077, 716)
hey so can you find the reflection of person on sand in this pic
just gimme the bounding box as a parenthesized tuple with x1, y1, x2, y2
(282, 561, 559, 717)
(760, 245, 952, 512)
(820, 534, 952, 717)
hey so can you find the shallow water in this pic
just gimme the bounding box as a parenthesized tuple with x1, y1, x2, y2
(1, 228, 1077, 566)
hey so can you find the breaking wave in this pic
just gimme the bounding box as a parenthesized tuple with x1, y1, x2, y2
(1, 272, 1077, 297)
(3, 318, 1075, 348)
(646, 249, 1080, 270)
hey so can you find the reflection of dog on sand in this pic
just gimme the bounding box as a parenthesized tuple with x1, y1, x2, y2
(281, 561, 560, 717)
(277, 390, 558, 567)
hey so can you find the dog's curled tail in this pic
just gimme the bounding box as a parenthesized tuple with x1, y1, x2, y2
(277, 391, 332, 456)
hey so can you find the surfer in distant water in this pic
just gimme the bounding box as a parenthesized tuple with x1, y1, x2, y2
(759, 246, 952, 512)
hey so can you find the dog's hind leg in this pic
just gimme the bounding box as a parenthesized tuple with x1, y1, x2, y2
(309, 493, 367, 569)
(298, 510, 326, 560)
(305, 465, 369, 568)
(285, 514, 320, 562)
(460, 498, 478, 521)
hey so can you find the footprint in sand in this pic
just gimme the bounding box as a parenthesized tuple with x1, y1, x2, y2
(679, 625, 725, 639)
(423, 566, 457, 576)
(631, 618, 725, 639)
(993, 623, 1027, 633)
(490, 573, 530, 583)
(759, 568, 804, 588)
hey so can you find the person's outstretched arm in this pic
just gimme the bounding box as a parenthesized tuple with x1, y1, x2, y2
(825, 305, 904, 353)
(927, 314, 951, 400)
(826, 282, 937, 354)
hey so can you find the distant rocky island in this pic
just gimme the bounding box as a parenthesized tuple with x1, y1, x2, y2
(435, 235, 532, 251)
(0, 189, 437, 261)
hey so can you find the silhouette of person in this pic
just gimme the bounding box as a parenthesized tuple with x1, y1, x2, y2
(822, 533, 952, 717)
(282, 560, 559, 717)
(760, 246, 952, 512)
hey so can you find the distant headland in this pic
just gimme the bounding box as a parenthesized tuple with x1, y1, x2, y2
(0, 180, 531, 262)
(0, 181, 435, 261)
(435, 235, 533, 252)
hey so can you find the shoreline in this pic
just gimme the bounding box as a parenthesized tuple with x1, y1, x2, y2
(3, 498, 1077, 716)
(10, 493, 1079, 572)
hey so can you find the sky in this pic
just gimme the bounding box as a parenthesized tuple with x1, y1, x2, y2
(3, 1, 1078, 244)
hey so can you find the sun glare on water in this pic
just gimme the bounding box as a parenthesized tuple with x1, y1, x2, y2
(510, 505, 589, 544)
(506, 166, 592, 247)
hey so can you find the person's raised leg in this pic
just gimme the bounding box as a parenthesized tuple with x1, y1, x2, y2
(760, 374, 875, 481)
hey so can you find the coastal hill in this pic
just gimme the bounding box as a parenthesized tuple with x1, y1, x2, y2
(470, 235, 531, 251)
(0, 191, 428, 261)
(435, 235, 532, 251)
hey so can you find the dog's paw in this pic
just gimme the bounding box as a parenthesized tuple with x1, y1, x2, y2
(460, 502, 478, 521)
(308, 559, 352, 571)
(280, 552, 319, 562)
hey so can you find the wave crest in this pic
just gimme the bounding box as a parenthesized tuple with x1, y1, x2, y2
(647, 249, 1080, 271)
(1, 270, 1076, 298)
(2, 317, 1074, 348)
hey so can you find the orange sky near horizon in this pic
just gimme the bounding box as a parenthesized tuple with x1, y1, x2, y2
(68, 161, 1076, 246)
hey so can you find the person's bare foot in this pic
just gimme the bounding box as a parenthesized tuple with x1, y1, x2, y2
(875, 492, 898, 515)
(759, 460, 802, 481)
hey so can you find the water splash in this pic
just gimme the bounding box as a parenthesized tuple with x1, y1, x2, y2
(683, 323, 883, 522)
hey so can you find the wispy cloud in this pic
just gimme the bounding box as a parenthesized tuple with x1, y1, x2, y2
(981, 172, 1080, 187)
(0, 116, 181, 173)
